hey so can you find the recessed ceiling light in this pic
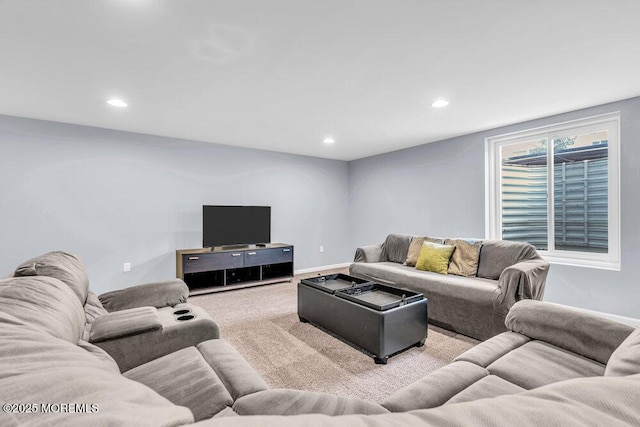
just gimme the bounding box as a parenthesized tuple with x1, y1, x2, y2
(107, 98, 128, 108)
(431, 99, 449, 108)
(323, 137, 335, 144)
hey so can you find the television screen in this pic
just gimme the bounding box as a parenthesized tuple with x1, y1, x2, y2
(203, 205, 271, 247)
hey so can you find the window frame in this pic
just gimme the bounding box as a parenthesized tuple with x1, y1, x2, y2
(485, 112, 620, 270)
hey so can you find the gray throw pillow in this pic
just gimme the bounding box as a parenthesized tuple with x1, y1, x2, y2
(381, 234, 413, 264)
(404, 236, 443, 267)
(445, 238, 482, 277)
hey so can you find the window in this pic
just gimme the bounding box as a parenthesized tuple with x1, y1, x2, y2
(486, 113, 620, 270)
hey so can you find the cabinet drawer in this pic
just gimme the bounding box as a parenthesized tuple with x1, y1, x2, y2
(244, 247, 293, 267)
(183, 252, 244, 274)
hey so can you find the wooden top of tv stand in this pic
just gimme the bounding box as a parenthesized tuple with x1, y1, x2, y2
(176, 243, 292, 256)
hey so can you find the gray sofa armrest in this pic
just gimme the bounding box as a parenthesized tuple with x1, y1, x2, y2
(89, 307, 162, 343)
(94, 305, 220, 372)
(353, 244, 383, 263)
(492, 258, 549, 316)
(505, 300, 635, 364)
(99, 279, 189, 312)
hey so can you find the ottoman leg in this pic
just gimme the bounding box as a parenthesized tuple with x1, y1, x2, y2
(374, 356, 388, 364)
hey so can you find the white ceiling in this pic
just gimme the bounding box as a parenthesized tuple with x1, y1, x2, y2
(1, 1, 640, 161)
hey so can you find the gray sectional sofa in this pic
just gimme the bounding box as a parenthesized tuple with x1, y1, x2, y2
(381, 300, 637, 411)
(350, 234, 550, 340)
(0, 251, 385, 426)
(2, 251, 640, 426)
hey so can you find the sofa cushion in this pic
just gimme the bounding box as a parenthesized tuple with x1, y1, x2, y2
(0, 310, 193, 426)
(1, 367, 194, 426)
(14, 251, 90, 304)
(77, 340, 120, 372)
(455, 331, 530, 368)
(350, 262, 498, 297)
(124, 346, 233, 421)
(0, 276, 85, 343)
(209, 375, 640, 426)
(415, 241, 455, 274)
(605, 326, 640, 376)
(382, 361, 489, 412)
(405, 236, 443, 267)
(233, 389, 388, 416)
(445, 238, 482, 277)
(381, 234, 413, 264)
(476, 240, 539, 280)
(505, 300, 634, 365)
(350, 261, 407, 286)
(445, 375, 525, 405)
(487, 340, 605, 390)
(349, 261, 505, 340)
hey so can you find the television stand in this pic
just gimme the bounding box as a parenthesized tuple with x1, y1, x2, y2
(176, 243, 294, 295)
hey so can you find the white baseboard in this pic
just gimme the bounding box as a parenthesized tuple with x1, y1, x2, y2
(553, 302, 640, 327)
(294, 262, 351, 275)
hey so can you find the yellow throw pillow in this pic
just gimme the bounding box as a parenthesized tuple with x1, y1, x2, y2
(415, 241, 455, 274)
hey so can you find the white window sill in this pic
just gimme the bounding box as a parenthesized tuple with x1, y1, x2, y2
(540, 252, 620, 271)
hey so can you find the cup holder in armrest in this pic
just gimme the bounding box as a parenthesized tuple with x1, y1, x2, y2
(176, 314, 196, 321)
(173, 309, 191, 315)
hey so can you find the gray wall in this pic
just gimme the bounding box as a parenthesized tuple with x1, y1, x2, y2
(0, 115, 350, 295)
(2, 97, 639, 319)
(350, 96, 640, 319)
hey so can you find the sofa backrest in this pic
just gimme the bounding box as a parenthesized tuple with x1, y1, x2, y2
(506, 300, 634, 365)
(606, 326, 640, 376)
(0, 275, 85, 343)
(14, 251, 90, 304)
(381, 235, 542, 281)
(476, 240, 540, 280)
(381, 234, 413, 263)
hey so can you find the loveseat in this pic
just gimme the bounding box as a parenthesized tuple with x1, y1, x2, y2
(2, 251, 640, 426)
(350, 234, 550, 340)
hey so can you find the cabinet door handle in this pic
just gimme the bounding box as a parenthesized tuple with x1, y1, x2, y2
(247, 252, 257, 255)
(282, 248, 291, 253)
(231, 253, 241, 257)
(188, 256, 199, 260)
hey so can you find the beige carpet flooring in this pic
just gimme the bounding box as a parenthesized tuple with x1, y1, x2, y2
(191, 270, 478, 403)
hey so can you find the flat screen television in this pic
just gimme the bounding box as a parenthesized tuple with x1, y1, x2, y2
(203, 205, 271, 248)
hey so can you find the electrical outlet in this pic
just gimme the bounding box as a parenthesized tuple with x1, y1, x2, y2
(319, 245, 324, 253)
(123, 262, 131, 272)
